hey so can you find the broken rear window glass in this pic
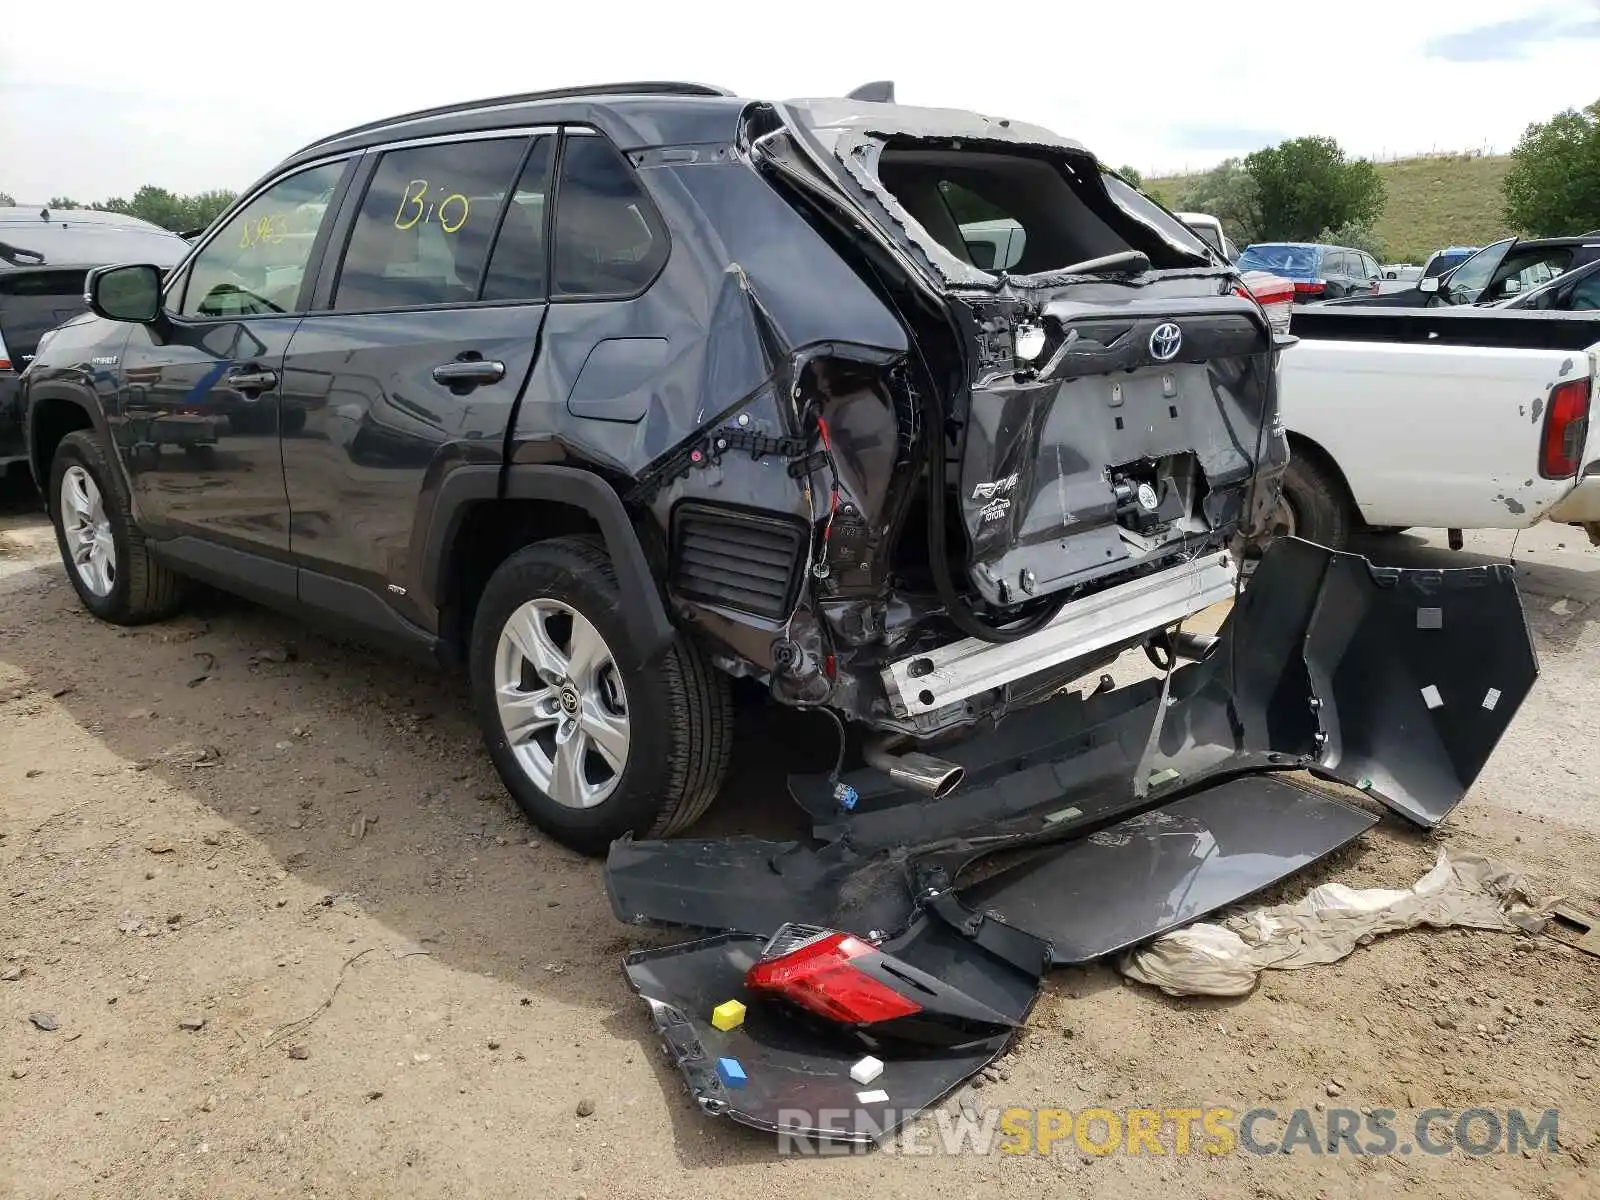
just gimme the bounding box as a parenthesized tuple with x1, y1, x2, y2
(873, 143, 1208, 277)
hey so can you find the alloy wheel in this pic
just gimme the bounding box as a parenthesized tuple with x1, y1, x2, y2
(493, 598, 630, 809)
(60, 465, 116, 597)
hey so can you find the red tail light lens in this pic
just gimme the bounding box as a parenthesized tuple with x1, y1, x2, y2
(1237, 274, 1294, 335)
(745, 927, 922, 1025)
(1293, 280, 1325, 296)
(1540, 378, 1591, 479)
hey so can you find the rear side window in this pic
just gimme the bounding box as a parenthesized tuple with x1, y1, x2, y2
(333, 137, 528, 312)
(480, 137, 555, 302)
(873, 145, 1207, 277)
(550, 134, 668, 298)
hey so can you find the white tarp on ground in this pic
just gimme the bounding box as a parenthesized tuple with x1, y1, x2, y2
(1119, 850, 1548, 997)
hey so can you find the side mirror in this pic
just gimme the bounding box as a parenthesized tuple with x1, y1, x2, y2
(86, 263, 164, 324)
(1418, 276, 1441, 294)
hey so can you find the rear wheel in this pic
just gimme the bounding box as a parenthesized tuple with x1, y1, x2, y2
(469, 535, 733, 856)
(48, 431, 186, 624)
(1277, 451, 1351, 550)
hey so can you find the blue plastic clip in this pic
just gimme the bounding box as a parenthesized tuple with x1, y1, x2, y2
(717, 1057, 747, 1088)
(833, 782, 859, 812)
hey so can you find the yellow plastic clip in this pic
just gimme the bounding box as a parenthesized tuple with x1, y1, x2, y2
(711, 999, 747, 1031)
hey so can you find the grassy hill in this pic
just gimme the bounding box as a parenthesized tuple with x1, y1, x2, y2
(1149, 153, 1515, 264)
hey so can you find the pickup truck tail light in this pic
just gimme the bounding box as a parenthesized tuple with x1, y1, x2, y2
(1539, 378, 1591, 479)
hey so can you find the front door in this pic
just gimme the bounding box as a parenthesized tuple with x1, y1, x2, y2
(110, 160, 351, 552)
(279, 133, 554, 623)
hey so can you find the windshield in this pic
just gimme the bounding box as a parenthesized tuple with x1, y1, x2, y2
(1237, 244, 1320, 278)
(0, 217, 189, 269)
(1438, 238, 1514, 303)
(1424, 250, 1475, 279)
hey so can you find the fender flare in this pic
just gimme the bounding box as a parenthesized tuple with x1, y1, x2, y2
(420, 463, 675, 664)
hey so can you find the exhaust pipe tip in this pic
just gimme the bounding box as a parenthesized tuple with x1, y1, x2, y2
(1170, 631, 1220, 663)
(862, 742, 966, 799)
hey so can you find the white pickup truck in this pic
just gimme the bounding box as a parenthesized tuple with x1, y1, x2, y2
(1274, 305, 1600, 547)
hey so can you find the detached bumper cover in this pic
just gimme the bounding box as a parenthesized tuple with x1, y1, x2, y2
(608, 537, 1537, 1143)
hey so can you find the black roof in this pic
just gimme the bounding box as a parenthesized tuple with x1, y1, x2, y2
(280, 81, 751, 175)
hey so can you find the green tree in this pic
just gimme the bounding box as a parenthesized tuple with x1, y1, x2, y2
(1175, 158, 1264, 246)
(1315, 219, 1386, 258)
(0, 192, 14, 207)
(1244, 136, 1384, 242)
(47, 197, 83, 210)
(1503, 99, 1600, 235)
(1117, 165, 1145, 190)
(94, 186, 238, 232)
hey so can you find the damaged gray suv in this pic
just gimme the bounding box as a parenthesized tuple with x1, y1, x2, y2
(23, 81, 1519, 860)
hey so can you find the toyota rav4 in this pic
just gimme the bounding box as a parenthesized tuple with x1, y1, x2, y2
(20, 81, 1289, 853)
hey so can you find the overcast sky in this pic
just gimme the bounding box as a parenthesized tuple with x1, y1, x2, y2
(3, 0, 1598, 201)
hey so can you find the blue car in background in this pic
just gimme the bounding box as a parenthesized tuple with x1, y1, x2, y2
(1235, 242, 1383, 303)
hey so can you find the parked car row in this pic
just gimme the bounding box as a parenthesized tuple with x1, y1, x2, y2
(1, 207, 191, 475)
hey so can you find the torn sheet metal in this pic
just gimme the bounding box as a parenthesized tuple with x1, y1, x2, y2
(956, 776, 1377, 966)
(1119, 850, 1549, 996)
(622, 915, 1046, 1144)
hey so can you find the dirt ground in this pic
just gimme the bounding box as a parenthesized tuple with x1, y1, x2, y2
(3, 486, 1600, 1200)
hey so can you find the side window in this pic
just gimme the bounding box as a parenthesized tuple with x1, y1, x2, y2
(333, 137, 528, 312)
(480, 137, 555, 302)
(177, 161, 345, 318)
(1361, 253, 1380, 279)
(1322, 250, 1345, 278)
(550, 134, 668, 298)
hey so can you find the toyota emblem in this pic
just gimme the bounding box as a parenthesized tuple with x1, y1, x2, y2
(1149, 322, 1182, 362)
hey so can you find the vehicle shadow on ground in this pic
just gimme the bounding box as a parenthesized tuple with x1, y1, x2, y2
(1, 543, 847, 1165)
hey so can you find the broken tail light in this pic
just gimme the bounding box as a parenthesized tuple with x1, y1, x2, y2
(1237, 273, 1294, 336)
(746, 926, 920, 1025)
(745, 923, 1020, 1048)
(1540, 378, 1591, 479)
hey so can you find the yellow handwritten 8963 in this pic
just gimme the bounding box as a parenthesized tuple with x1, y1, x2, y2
(238, 214, 289, 251)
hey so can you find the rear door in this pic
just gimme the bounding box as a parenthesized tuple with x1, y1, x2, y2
(278, 130, 554, 623)
(112, 160, 352, 554)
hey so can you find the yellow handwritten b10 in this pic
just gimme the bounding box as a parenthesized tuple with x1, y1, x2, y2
(394, 179, 471, 234)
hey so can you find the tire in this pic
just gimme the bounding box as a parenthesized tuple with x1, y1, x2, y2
(469, 534, 733, 855)
(1279, 450, 1352, 550)
(48, 430, 186, 624)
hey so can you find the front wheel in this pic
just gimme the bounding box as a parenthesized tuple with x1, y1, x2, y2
(469, 535, 734, 856)
(48, 431, 186, 624)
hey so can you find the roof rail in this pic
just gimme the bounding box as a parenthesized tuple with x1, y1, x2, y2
(299, 81, 735, 153)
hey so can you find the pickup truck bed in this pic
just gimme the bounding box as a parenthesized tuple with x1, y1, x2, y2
(1278, 306, 1600, 543)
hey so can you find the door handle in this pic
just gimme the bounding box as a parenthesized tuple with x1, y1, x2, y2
(228, 368, 278, 394)
(432, 359, 506, 386)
